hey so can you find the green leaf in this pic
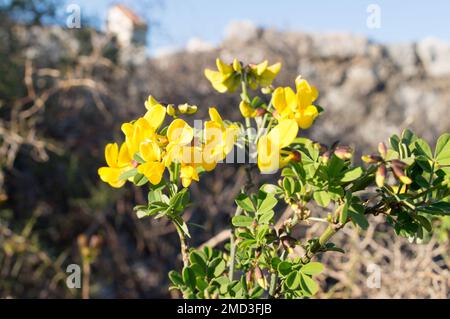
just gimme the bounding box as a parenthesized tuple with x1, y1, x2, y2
(313, 191, 331, 208)
(170, 188, 190, 212)
(257, 191, 277, 215)
(340, 167, 363, 182)
(168, 271, 184, 287)
(299, 273, 319, 295)
(277, 261, 292, 276)
(133, 173, 148, 186)
(119, 168, 137, 181)
(212, 259, 226, 277)
(173, 216, 191, 238)
(414, 139, 433, 159)
(232, 215, 254, 227)
(301, 262, 324, 275)
(135, 208, 149, 219)
(133, 153, 145, 164)
(260, 183, 281, 194)
(413, 215, 432, 233)
(348, 209, 369, 230)
(196, 277, 208, 291)
(258, 210, 274, 224)
(189, 251, 207, 270)
(327, 155, 345, 179)
(235, 193, 255, 212)
(283, 177, 296, 196)
(390, 135, 400, 152)
(285, 271, 301, 290)
(435, 133, 450, 165)
(182, 267, 196, 291)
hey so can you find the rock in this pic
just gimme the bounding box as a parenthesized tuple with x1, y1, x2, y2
(386, 43, 418, 77)
(223, 20, 260, 44)
(311, 32, 369, 59)
(186, 37, 215, 53)
(417, 37, 450, 77)
(344, 64, 379, 96)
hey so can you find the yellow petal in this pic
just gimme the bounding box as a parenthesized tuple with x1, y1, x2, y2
(105, 143, 119, 168)
(257, 135, 279, 173)
(117, 142, 132, 167)
(180, 165, 199, 188)
(256, 60, 268, 76)
(144, 103, 166, 130)
(295, 105, 318, 129)
(267, 62, 282, 75)
(138, 162, 165, 185)
(216, 58, 233, 74)
(140, 141, 161, 162)
(208, 107, 224, 127)
(296, 79, 316, 109)
(98, 167, 126, 188)
(273, 87, 296, 118)
(167, 119, 193, 145)
(267, 119, 298, 149)
(144, 95, 160, 110)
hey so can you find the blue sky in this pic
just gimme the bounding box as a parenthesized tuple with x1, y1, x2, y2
(75, 0, 450, 54)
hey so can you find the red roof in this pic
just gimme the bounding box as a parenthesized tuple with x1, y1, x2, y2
(112, 4, 147, 26)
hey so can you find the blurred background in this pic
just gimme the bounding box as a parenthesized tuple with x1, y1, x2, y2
(0, 0, 449, 298)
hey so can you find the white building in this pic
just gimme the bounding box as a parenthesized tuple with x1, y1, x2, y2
(106, 4, 148, 47)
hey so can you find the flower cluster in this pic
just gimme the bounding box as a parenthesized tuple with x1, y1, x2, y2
(204, 58, 281, 93)
(256, 78, 321, 173)
(98, 96, 237, 188)
(272, 77, 320, 129)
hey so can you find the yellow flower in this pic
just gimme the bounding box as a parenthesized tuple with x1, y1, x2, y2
(257, 119, 298, 173)
(137, 141, 165, 185)
(121, 100, 166, 156)
(98, 142, 133, 188)
(272, 78, 319, 129)
(177, 146, 203, 187)
(249, 60, 282, 89)
(204, 58, 240, 93)
(203, 107, 238, 170)
(180, 163, 200, 188)
(164, 119, 194, 166)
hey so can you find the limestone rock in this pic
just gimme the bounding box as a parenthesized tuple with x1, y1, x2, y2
(417, 37, 450, 77)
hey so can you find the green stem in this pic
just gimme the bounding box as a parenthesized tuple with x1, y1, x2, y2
(174, 222, 189, 268)
(301, 223, 342, 264)
(228, 206, 242, 281)
(268, 272, 278, 297)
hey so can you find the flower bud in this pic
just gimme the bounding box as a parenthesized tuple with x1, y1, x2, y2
(186, 105, 198, 114)
(291, 150, 301, 162)
(261, 86, 273, 94)
(246, 270, 253, 288)
(233, 58, 242, 72)
(254, 266, 267, 289)
(391, 159, 408, 170)
(294, 75, 303, 87)
(321, 150, 332, 163)
(239, 101, 256, 118)
(392, 165, 412, 184)
(334, 146, 353, 160)
(378, 142, 387, 158)
(167, 104, 177, 117)
(280, 235, 296, 254)
(77, 234, 88, 248)
(89, 235, 102, 249)
(376, 164, 386, 187)
(362, 154, 383, 164)
(177, 103, 189, 114)
(255, 107, 266, 117)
